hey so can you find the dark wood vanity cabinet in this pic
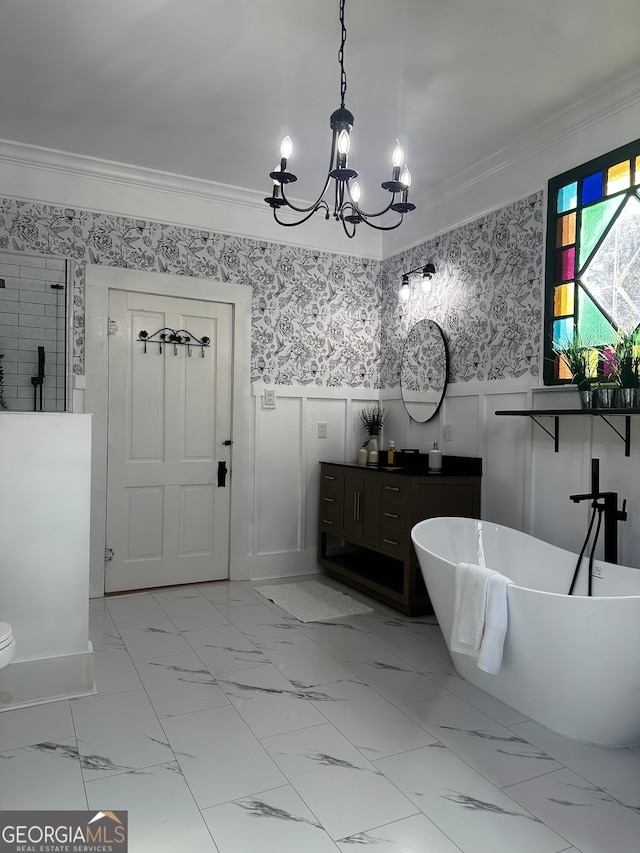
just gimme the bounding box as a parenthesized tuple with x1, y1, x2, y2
(342, 470, 381, 546)
(318, 461, 481, 616)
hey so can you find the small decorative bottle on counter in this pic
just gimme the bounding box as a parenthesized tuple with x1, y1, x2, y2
(429, 441, 442, 472)
(387, 441, 396, 465)
(357, 447, 368, 466)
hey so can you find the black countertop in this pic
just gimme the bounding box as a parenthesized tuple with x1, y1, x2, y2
(321, 452, 482, 477)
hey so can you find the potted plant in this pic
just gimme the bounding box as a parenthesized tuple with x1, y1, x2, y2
(359, 405, 387, 450)
(602, 330, 640, 407)
(554, 333, 595, 409)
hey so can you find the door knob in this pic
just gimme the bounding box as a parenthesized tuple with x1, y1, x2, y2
(217, 460, 228, 487)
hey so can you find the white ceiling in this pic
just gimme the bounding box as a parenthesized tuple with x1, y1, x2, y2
(1, 0, 639, 219)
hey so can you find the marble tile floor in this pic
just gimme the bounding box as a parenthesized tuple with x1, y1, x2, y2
(2, 575, 639, 852)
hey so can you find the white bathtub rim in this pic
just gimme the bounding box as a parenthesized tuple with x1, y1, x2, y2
(411, 516, 640, 600)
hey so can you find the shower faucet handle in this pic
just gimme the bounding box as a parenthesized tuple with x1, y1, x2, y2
(618, 498, 628, 522)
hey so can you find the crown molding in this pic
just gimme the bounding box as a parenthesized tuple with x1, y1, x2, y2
(0, 139, 382, 260)
(1, 66, 639, 264)
(382, 68, 640, 258)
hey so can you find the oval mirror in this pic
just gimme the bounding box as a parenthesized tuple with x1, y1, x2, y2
(400, 319, 449, 422)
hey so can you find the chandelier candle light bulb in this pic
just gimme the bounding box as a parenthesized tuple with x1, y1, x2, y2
(280, 135, 293, 162)
(392, 140, 404, 172)
(338, 129, 351, 156)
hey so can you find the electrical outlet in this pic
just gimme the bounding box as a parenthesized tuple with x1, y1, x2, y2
(263, 388, 276, 408)
(444, 424, 453, 441)
(317, 421, 328, 439)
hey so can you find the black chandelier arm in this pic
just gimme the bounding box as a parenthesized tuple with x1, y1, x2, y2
(352, 212, 405, 232)
(340, 195, 406, 232)
(279, 176, 334, 215)
(334, 179, 346, 220)
(340, 216, 357, 239)
(346, 194, 399, 221)
(272, 201, 331, 227)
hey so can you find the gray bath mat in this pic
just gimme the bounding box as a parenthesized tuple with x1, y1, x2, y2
(255, 580, 374, 622)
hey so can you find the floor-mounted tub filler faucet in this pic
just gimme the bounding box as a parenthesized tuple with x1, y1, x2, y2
(568, 458, 627, 594)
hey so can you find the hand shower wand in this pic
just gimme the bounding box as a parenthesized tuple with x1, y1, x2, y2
(30, 346, 45, 411)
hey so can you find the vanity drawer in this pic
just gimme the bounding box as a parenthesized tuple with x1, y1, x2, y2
(380, 503, 406, 530)
(379, 527, 405, 557)
(320, 489, 341, 514)
(381, 477, 410, 504)
(319, 466, 343, 533)
(320, 508, 341, 533)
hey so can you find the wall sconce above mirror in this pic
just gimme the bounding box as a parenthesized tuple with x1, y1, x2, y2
(400, 318, 449, 422)
(399, 263, 435, 301)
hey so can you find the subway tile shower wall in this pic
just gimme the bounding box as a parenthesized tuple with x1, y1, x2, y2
(0, 251, 67, 412)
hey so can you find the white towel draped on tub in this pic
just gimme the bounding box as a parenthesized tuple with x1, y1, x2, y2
(450, 562, 513, 675)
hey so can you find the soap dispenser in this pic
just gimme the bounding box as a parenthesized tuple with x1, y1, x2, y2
(387, 441, 396, 465)
(429, 441, 442, 473)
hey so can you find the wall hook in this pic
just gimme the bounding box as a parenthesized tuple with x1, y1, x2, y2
(138, 328, 211, 357)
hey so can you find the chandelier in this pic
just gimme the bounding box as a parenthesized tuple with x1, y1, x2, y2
(265, 0, 415, 238)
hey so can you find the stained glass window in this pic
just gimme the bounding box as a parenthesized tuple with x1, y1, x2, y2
(544, 138, 640, 385)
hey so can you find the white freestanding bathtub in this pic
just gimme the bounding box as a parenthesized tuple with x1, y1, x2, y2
(411, 516, 640, 747)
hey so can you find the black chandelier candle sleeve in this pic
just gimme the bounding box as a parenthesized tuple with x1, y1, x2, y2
(265, 0, 415, 238)
(138, 328, 211, 357)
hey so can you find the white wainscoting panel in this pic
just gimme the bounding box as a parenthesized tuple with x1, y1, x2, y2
(440, 394, 480, 458)
(254, 394, 303, 557)
(483, 391, 530, 530)
(250, 385, 377, 580)
(249, 379, 640, 583)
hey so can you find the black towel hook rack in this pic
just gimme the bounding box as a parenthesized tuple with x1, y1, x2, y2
(138, 328, 211, 357)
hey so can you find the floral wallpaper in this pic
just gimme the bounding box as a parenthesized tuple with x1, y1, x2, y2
(0, 191, 544, 390)
(400, 320, 447, 393)
(381, 192, 544, 387)
(0, 197, 382, 387)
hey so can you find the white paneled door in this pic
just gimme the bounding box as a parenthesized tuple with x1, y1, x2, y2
(105, 290, 233, 593)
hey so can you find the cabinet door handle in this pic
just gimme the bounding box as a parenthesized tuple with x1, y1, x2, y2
(385, 486, 400, 492)
(324, 475, 336, 480)
(383, 537, 399, 546)
(323, 497, 335, 503)
(384, 511, 399, 519)
(322, 519, 335, 526)
(353, 492, 358, 522)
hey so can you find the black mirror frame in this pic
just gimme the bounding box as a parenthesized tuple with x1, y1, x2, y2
(400, 319, 450, 423)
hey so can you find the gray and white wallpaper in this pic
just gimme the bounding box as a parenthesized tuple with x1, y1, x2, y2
(0, 198, 382, 387)
(380, 192, 543, 387)
(0, 191, 543, 389)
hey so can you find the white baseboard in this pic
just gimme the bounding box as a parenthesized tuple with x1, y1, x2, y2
(249, 550, 322, 582)
(0, 643, 96, 711)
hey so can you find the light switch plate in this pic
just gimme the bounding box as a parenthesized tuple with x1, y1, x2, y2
(263, 388, 276, 408)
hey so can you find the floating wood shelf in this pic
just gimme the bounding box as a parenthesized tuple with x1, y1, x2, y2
(494, 409, 640, 456)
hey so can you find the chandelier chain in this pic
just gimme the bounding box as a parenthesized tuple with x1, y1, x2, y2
(338, 0, 347, 108)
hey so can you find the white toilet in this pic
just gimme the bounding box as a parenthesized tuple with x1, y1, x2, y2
(0, 622, 16, 670)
